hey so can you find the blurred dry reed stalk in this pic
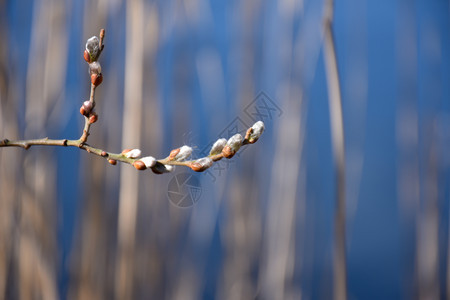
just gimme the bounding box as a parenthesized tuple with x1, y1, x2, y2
(396, 1, 442, 299)
(0, 0, 67, 298)
(323, 0, 347, 299)
(257, 1, 305, 299)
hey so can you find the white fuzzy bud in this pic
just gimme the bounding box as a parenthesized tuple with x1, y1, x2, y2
(85, 36, 100, 60)
(249, 121, 265, 143)
(209, 138, 227, 156)
(124, 149, 142, 158)
(190, 157, 213, 172)
(227, 134, 243, 152)
(151, 162, 174, 174)
(140, 156, 156, 168)
(174, 145, 193, 161)
(165, 165, 175, 172)
(89, 61, 102, 75)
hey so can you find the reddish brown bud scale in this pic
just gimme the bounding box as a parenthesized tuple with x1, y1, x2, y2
(133, 160, 147, 170)
(108, 159, 117, 165)
(101, 151, 107, 157)
(244, 127, 253, 141)
(89, 113, 98, 124)
(121, 149, 132, 155)
(222, 145, 235, 158)
(91, 73, 103, 86)
(80, 106, 86, 116)
(83, 50, 91, 63)
(91, 74, 98, 85)
(189, 162, 204, 172)
(169, 148, 180, 160)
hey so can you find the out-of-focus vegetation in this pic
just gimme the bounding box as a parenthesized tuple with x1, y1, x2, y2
(0, 0, 449, 299)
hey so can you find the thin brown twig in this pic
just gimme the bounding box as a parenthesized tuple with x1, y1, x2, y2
(0, 28, 264, 174)
(79, 84, 96, 143)
(0, 121, 261, 173)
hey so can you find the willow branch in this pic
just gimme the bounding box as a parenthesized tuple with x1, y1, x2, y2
(0, 137, 134, 162)
(0, 124, 263, 174)
(0, 29, 265, 175)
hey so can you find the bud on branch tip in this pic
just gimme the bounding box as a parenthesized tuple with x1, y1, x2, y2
(248, 121, 265, 143)
(85, 36, 100, 62)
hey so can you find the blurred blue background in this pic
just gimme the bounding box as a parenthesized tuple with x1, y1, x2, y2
(0, 0, 449, 299)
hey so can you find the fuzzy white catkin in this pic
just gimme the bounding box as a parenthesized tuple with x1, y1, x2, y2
(227, 134, 243, 151)
(190, 157, 213, 172)
(197, 157, 213, 168)
(210, 138, 227, 155)
(89, 61, 101, 75)
(125, 149, 142, 158)
(250, 121, 265, 141)
(85, 36, 100, 56)
(140, 156, 156, 168)
(175, 145, 193, 161)
(165, 165, 175, 172)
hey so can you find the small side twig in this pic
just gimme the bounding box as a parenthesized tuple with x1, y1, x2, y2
(0, 29, 265, 175)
